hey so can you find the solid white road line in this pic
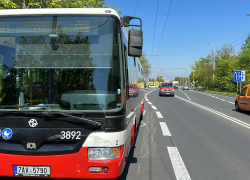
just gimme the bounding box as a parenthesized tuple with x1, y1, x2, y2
(175, 95, 250, 130)
(179, 89, 191, 101)
(151, 105, 157, 110)
(167, 147, 191, 180)
(159, 122, 171, 136)
(156, 111, 163, 118)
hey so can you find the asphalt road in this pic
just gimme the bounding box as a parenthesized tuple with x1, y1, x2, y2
(116, 87, 250, 180)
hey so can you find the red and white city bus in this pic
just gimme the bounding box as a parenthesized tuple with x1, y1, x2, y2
(0, 8, 144, 179)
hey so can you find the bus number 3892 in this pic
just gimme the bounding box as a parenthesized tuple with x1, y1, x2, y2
(60, 131, 81, 139)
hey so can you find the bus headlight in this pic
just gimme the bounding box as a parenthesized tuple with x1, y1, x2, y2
(88, 147, 120, 160)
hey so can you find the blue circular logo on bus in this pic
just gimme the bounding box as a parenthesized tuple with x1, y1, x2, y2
(2, 128, 12, 140)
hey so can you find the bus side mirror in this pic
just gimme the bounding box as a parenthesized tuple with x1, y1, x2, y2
(121, 15, 143, 57)
(128, 29, 143, 57)
(237, 92, 240, 95)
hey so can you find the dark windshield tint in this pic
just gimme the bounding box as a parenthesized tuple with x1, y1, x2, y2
(0, 16, 123, 111)
(162, 83, 173, 87)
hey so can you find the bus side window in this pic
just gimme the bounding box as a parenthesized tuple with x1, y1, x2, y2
(124, 45, 129, 100)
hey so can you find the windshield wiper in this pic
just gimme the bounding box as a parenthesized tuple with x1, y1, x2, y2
(41, 111, 103, 127)
(60, 112, 103, 127)
(0, 105, 50, 109)
(0, 106, 103, 127)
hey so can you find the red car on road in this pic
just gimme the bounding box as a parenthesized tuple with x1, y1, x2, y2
(159, 82, 175, 97)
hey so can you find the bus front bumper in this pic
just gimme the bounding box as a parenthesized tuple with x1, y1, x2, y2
(0, 145, 125, 179)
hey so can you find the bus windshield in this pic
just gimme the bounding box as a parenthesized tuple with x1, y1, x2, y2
(0, 15, 123, 112)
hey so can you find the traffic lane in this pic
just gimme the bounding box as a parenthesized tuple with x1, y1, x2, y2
(152, 90, 250, 180)
(147, 88, 189, 104)
(177, 88, 250, 126)
(117, 93, 175, 180)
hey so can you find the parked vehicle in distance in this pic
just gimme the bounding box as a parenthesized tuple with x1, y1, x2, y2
(159, 82, 175, 96)
(129, 84, 138, 97)
(235, 84, 250, 111)
(149, 85, 158, 89)
(172, 81, 179, 89)
(183, 85, 189, 90)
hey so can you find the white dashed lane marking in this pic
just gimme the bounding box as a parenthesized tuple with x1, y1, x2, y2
(156, 111, 163, 118)
(159, 122, 171, 136)
(151, 105, 157, 110)
(148, 102, 152, 105)
(168, 147, 191, 180)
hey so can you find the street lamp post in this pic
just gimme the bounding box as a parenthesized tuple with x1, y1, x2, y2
(208, 44, 215, 91)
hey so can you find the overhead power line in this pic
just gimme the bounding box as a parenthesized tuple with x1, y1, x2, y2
(132, 0, 139, 24)
(134, 0, 139, 16)
(156, 0, 173, 55)
(151, 0, 160, 67)
(231, 33, 249, 45)
(153, 56, 161, 68)
(148, 56, 160, 69)
(233, 40, 246, 47)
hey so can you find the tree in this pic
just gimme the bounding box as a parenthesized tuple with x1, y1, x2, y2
(0, 0, 122, 14)
(237, 35, 250, 88)
(156, 76, 164, 82)
(149, 78, 155, 82)
(138, 50, 151, 82)
(215, 43, 237, 91)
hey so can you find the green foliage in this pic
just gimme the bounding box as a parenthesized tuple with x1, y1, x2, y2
(190, 38, 250, 92)
(174, 77, 188, 86)
(149, 78, 155, 82)
(156, 76, 164, 82)
(237, 35, 250, 87)
(138, 50, 151, 80)
(215, 43, 237, 91)
(124, 27, 132, 34)
(0, 0, 122, 14)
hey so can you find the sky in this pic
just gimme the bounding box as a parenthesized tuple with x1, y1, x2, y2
(106, 0, 250, 80)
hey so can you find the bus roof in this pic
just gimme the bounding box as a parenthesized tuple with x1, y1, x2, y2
(0, 8, 120, 19)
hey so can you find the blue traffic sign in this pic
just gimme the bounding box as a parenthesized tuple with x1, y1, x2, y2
(234, 70, 242, 82)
